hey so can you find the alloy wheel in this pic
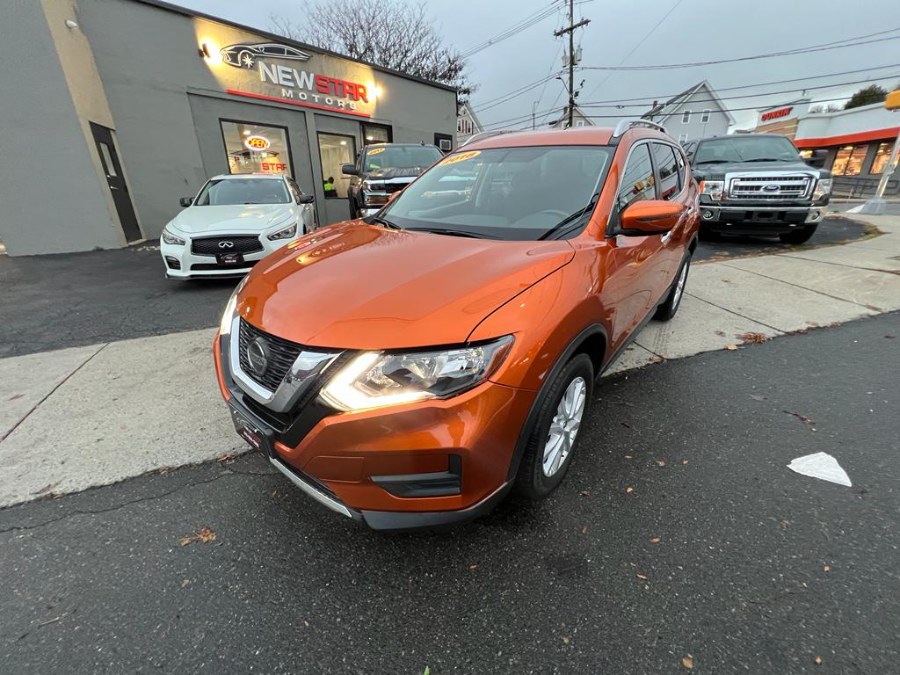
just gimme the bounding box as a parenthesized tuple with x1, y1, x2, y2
(542, 376, 587, 477)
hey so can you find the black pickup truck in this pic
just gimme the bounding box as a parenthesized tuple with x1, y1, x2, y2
(684, 134, 832, 244)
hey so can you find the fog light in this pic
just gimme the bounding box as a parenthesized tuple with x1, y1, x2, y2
(165, 256, 181, 270)
(702, 209, 714, 220)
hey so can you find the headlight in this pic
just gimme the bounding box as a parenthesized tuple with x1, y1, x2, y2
(267, 223, 297, 240)
(699, 180, 725, 201)
(813, 178, 832, 200)
(319, 336, 514, 411)
(162, 227, 185, 245)
(218, 276, 248, 336)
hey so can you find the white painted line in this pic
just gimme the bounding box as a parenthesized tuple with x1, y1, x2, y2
(787, 452, 852, 487)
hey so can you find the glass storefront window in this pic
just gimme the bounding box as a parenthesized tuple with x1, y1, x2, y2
(871, 142, 893, 174)
(220, 120, 292, 177)
(317, 133, 355, 199)
(832, 144, 867, 176)
(362, 123, 391, 145)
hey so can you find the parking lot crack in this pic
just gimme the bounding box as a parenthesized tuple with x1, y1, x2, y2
(684, 292, 784, 332)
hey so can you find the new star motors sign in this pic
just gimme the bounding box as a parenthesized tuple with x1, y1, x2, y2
(218, 41, 374, 118)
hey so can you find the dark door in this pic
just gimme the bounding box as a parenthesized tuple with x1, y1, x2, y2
(89, 122, 142, 242)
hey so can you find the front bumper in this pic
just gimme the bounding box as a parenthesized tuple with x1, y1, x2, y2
(161, 234, 295, 279)
(697, 203, 826, 233)
(214, 332, 534, 530)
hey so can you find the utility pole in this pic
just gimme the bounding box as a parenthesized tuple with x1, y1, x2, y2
(554, 0, 590, 128)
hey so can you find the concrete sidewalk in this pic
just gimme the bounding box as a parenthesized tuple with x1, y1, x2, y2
(2, 215, 899, 508)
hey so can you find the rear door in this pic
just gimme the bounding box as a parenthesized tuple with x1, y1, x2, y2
(649, 142, 694, 282)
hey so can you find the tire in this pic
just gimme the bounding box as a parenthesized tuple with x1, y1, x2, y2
(779, 224, 817, 245)
(514, 353, 594, 500)
(699, 225, 722, 241)
(654, 254, 691, 321)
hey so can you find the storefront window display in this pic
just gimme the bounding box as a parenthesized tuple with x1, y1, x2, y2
(832, 144, 868, 176)
(221, 120, 293, 176)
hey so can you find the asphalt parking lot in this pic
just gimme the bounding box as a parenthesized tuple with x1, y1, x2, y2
(0, 216, 873, 358)
(2, 313, 897, 674)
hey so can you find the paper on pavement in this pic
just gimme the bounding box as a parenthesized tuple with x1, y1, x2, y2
(787, 452, 852, 487)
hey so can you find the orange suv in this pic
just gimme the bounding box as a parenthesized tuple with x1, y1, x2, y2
(214, 122, 699, 530)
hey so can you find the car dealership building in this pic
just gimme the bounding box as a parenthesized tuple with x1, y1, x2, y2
(0, 0, 457, 256)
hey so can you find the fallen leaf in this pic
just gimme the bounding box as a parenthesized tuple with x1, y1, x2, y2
(624, 454, 633, 459)
(181, 579, 190, 588)
(423, 667, 431, 675)
(783, 410, 815, 426)
(8, 393, 24, 401)
(822, 565, 831, 572)
(682, 654, 694, 669)
(682, 460, 688, 465)
(725, 344, 739, 351)
(561, 636, 571, 645)
(581, 526, 588, 535)
(714, 330, 727, 337)
(814, 655, 822, 665)
(468, 563, 478, 571)
(636, 573, 648, 580)
(217, 454, 237, 463)
(621, 421, 632, 428)
(304, 620, 310, 627)
(738, 331, 768, 344)
(179, 527, 217, 546)
(625, 486, 634, 493)
(580, 490, 591, 497)
(656, 460, 666, 467)
(649, 536, 661, 544)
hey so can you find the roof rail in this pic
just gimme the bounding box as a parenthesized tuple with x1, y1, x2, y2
(460, 130, 514, 147)
(611, 119, 667, 139)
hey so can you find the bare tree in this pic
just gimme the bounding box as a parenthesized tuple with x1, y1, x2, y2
(270, 0, 474, 98)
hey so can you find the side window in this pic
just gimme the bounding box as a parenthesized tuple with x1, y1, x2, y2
(617, 144, 656, 211)
(286, 177, 302, 202)
(681, 110, 691, 124)
(651, 143, 680, 200)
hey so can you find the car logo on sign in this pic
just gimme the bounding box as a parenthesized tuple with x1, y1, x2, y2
(246, 338, 270, 377)
(763, 184, 781, 192)
(219, 241, 234, 248)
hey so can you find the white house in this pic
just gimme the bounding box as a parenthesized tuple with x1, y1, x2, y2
(549, 104, 594, 129)
(457, 102, 483, 146)
(642, 81, 734, 144)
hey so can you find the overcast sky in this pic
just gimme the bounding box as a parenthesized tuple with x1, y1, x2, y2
(177, 0, 900, 130)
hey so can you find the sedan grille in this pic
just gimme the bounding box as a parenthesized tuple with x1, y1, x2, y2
(192, 236, 263, 256)
(728, 175, 812, 201)
(238, 319, 304, 391)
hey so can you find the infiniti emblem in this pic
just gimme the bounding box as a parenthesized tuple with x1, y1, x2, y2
(219, 240, 235, 248)
(246, 337, 270, 376)
(762, 184, 781, 192)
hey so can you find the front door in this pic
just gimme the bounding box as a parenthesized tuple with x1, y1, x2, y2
(89, 122, 142, 242)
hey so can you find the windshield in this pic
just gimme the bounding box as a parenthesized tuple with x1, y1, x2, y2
(194, 178, 290, 206)
(364, 145, 443, 172)
(379, 145, 613, 241)
(693, 136, 800, 164)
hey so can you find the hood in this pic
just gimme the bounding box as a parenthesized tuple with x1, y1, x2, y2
(237, 222, 575, 349)
(692, 160, 822, 180)
(363, 167, 423, 181)
(170, 204, 294, 234)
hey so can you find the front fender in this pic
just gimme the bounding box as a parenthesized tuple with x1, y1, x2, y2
(467, 255, 610, 391)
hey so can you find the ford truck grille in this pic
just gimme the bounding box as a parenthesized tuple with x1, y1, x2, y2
(728, 175, 812, 201)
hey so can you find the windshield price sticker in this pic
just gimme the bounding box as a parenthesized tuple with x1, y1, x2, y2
(441, 150, 481, 166)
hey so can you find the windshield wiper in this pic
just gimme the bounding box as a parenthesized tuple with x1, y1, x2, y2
(367, 215, 401, 230)
(745, 157, 790, 162)
(537, 203, 595, 241)
(695, 159, 730, 164)
(406, 227, 494, 239)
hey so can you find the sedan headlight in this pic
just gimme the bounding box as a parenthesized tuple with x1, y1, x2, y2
(319, 336, 514, 411)
(162, 227, 185, 246)
(219, 276, 248, 336)
(267, 223, 297, 240)
(699, 180, 725, 201)
(813, 178, 833, 200)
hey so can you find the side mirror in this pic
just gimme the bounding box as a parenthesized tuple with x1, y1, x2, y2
(620, 200, 684, 235)
(179, 197, 193, 207)
(341, 164, 359, 176)
(298, 194, 315, 204)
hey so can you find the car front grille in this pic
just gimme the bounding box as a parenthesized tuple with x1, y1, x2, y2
(191, 236, 264, 256)
(238, 319, 304, 391)
(728, 175, 812, 201)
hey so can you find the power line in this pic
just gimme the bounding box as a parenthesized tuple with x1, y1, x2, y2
(475, 73, 563, 111)
(459, 2, 561, 58)
(580, 29, 900, 71)
(479, 64, 900, 129)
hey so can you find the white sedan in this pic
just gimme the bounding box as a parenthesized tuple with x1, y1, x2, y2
(160, 174, 316, 279)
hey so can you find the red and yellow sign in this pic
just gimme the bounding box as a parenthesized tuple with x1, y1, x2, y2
(244, 135, 270, 151)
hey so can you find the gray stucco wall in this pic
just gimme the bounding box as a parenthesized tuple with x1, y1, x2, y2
(0, 1, 123, 255)
(76, 0, 457, 236)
